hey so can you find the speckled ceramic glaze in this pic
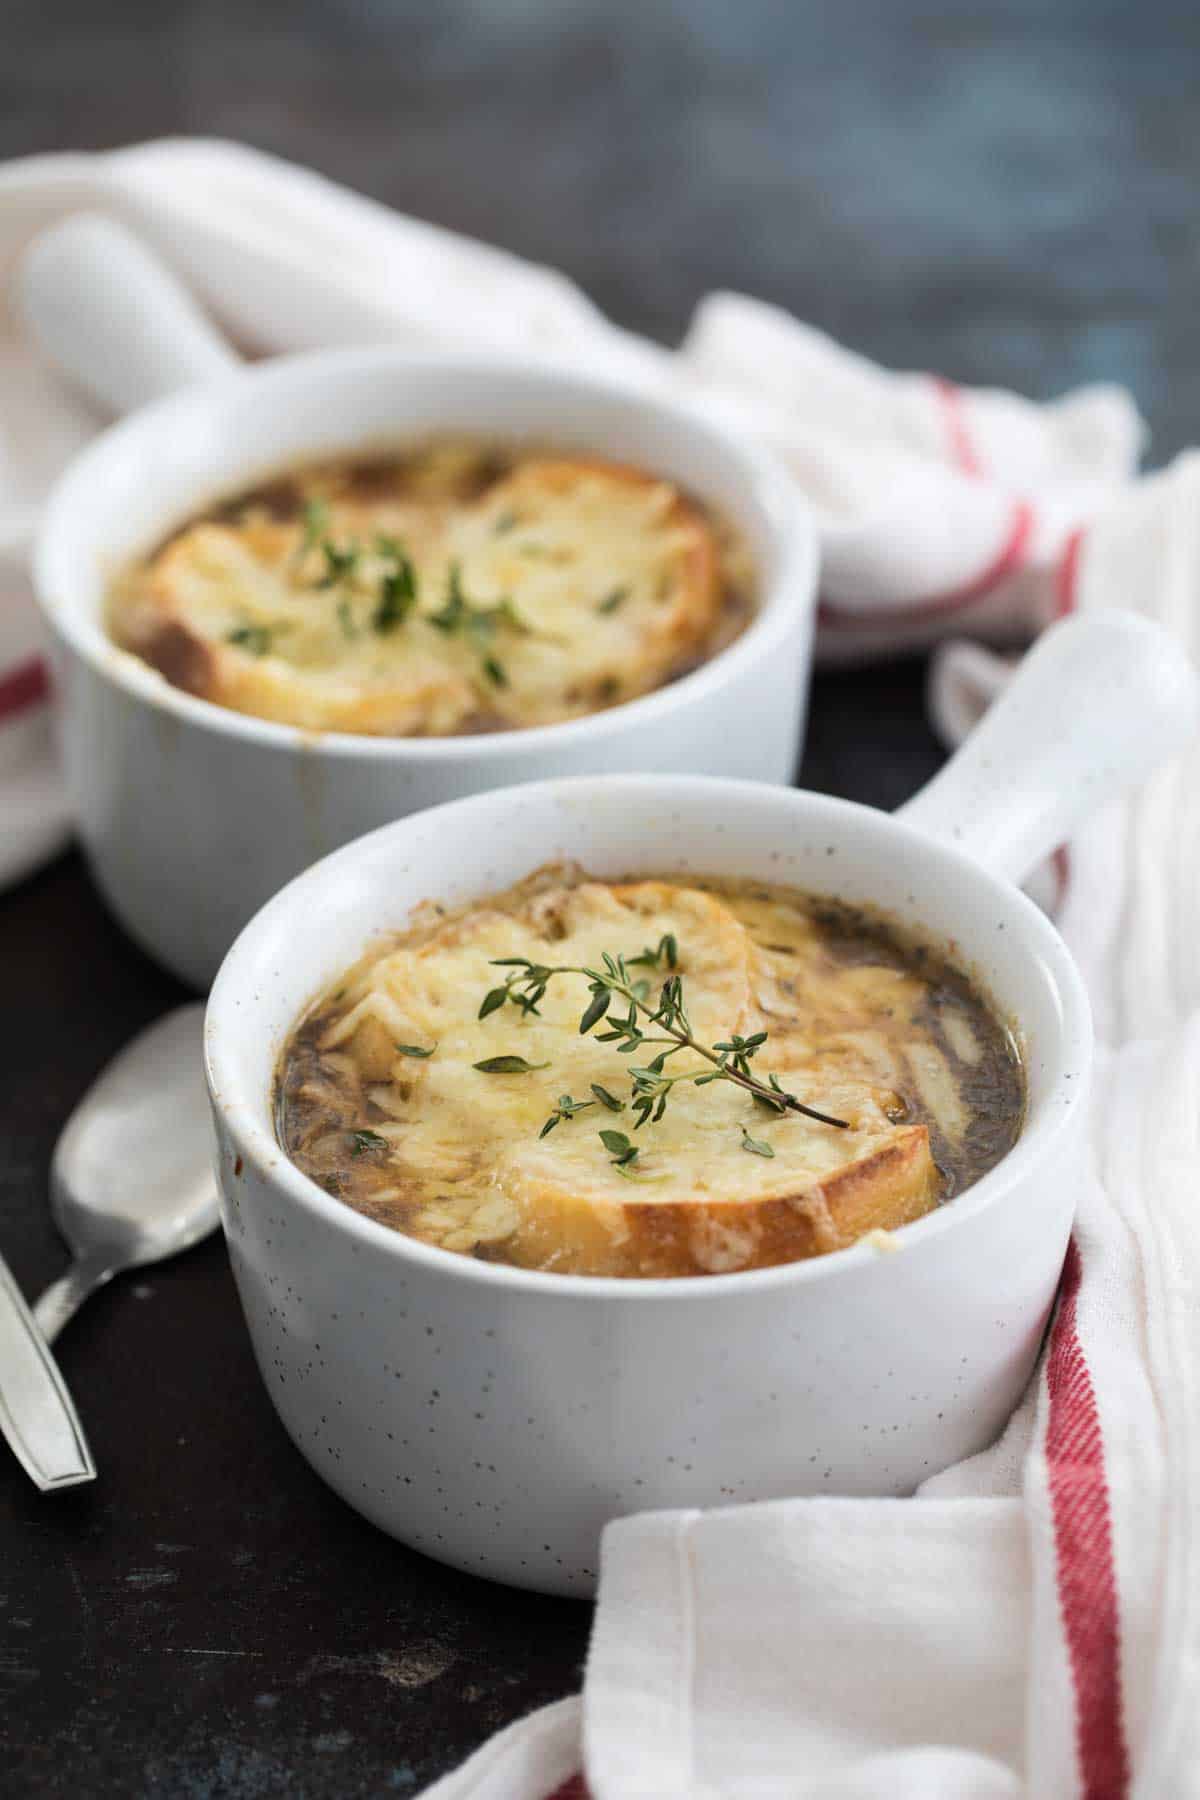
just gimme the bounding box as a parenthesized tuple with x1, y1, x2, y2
(34, 347, 814, 990)
(204, 612, 1198, 1595)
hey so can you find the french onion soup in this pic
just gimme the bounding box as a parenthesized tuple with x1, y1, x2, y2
(107, 440, 754, 736)
(276, 866, 1025, 1279)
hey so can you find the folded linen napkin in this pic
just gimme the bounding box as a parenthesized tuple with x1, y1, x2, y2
(0, 137, 1142, 888)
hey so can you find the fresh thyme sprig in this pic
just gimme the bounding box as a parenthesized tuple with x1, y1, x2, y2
(540, 1092, 596, 1137)
(293, 505, 418, 636)
(291, 497, 330, 569)
(372, 535, 418, 633)
(292, 511, 549, 686)
(538, 1082, 625, 1137)
(478, 937, 849, 1138)
(318, 539, 361, 589)
(429, 561, 535, 688)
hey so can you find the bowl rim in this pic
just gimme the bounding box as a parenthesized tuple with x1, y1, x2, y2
(33, 345, 814, 764)
(204, 772, 1093, 1303)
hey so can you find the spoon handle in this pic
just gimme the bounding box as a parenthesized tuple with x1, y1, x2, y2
(32, 1254, 115, 1347)
(0, 1251, 95, 1489)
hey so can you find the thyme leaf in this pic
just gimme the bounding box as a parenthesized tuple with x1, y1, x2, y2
(740, 1126, 775, 1158)
(373, 537, 418, 632)
(473, 1055, 550, 1075)
(540, 1092, 596, 1137)
(227, 623, 277, 656)
(579, 989, 612, 1035)
(290, 497, 330, 568)
(350, 1128, 389, 1156)
(629, 933, 678, 971)
(600, 1128, 640, 1176)
(318, 539, 360, 589)
(429, 562, 546, 691)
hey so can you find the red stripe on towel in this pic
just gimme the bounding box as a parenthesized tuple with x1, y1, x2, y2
(1044, 1238, 1129, 1799)
(1055, 527, 1086, 619)
(1045, 530, 1085, 912)
(545, 1778, 589, 1800)
(0, 655, 49, 722)
(1051, 844, 1072, 913)
(931, 376, 984, 476)
(819, 500, 1034, 631)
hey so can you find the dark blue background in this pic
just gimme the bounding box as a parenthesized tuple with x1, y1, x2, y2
(5, 0, 1197, 457)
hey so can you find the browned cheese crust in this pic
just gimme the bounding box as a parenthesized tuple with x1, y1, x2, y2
(109, 446, 750, 737)
(275, 868, 1024, 1278)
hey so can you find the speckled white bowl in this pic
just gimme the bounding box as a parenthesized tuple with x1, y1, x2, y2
(204, 614, 1197, 1594)
(35, 348, 814, 990)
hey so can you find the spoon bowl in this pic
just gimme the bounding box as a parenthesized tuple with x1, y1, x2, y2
(34, 1005, 218, 1343)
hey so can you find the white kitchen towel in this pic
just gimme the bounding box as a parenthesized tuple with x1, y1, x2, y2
(0, 137, 1143, 888)
(423, 455, 1200, 1799)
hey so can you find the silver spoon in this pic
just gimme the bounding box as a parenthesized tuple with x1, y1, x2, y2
(33, 1005, 219, 1345)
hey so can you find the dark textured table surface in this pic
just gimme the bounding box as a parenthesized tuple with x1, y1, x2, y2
(3, 3, 1198, 1794)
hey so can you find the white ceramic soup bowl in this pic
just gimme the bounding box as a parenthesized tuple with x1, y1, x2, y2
(29, 226, 813, 991)
(205, 611, 1197, 1596)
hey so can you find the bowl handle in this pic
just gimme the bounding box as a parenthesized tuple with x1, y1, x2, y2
(897, 610, 1199, 886)
(14, 212, 240, 417)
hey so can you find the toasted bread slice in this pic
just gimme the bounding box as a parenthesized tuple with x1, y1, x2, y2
(108, 452, 725, 736)
(303, 875, 940, 1276)
(503, 1122, 937, 1275)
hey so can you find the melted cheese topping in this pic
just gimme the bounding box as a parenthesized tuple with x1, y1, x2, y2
(107, 444, 752, 736)
(276, 869, 1025, 1278)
